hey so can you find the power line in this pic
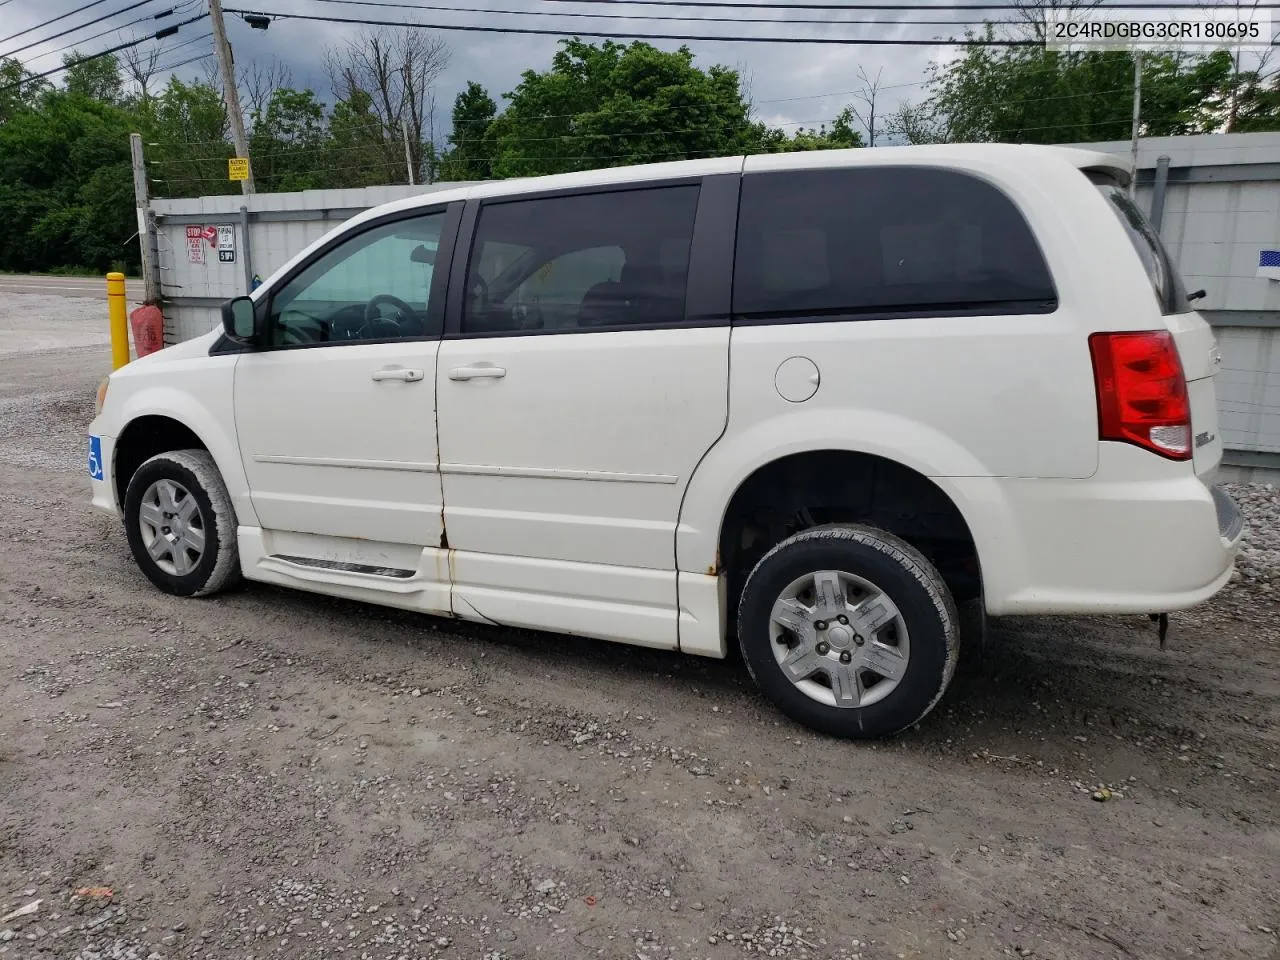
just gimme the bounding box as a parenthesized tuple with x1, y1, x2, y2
(153, 48, 213, 71)
(23, 11, 171, 63)
(2, 0, 122, 45)
(0, 12, 208, 91)
(157, 29, 212, 54)
(24, 0, 200, 61)
(1, 0, 167, 61)
(308, 0, 991, 27)
(149, 86, 1180, 165)
(225, 8, 1047, 44)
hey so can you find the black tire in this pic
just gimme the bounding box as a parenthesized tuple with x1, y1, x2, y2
(737, 524, 959, 739)
(123, 449, 241, 597)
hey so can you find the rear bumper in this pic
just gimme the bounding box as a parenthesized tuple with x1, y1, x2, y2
(953, 446, 1243, 616)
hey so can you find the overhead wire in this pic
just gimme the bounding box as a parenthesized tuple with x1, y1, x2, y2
(224, 8, 1048, 44)
(148, 83, 1144, 165)
(152, 48, 213, 71)
(1, 0, 168, 61)
(305, 0, 997, 27)
(0, 11, 208, 91)
(2, 0, 126, 45)
(150, 99, 1212, 169)
(22, 10, 177, 63)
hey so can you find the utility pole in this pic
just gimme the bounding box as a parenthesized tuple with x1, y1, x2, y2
(1129, 50, 1142, 198)
(209, 0, 254, 194)
(129, 133, 162, 304)
(401, 118, 416, 186)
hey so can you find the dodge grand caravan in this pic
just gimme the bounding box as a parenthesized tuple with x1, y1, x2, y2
(88, 144, 1243, 738)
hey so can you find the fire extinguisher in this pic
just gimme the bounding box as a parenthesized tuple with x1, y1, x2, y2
(129, 304, 164, 359)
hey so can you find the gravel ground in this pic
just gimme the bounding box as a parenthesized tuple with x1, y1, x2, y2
(1, 301, 1278, 960)
(0, 293, 133, 360)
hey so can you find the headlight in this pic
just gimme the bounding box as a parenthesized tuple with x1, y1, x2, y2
(95, 376, 110, 416)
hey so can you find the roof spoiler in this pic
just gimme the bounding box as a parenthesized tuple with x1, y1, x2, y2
(1075, 157, 1133, 188)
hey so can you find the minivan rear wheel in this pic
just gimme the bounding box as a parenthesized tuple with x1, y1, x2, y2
(737, 524, 959, 739)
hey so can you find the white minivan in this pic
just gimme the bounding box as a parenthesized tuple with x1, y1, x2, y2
(89, 144, 1243, 738)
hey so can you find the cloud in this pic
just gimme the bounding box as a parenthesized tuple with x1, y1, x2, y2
(4, 0, 984, 139)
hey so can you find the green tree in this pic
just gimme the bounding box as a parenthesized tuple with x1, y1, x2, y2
(63, 51, 123, 104)
(0, 89, 136, 272)
(485, 39, 756, 178)
(441, 80, 497, 180)
(899, 24, 1269, 144)
(1223, 67, 1280, 132)
(1, 57, 49, 125)
(776, 107, 865, 151)
(249, 87, 331, 191)
(138, 78, 233, 198)
(328, 87, 401, 186)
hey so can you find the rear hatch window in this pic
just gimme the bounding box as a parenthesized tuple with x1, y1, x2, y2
(1087, 171, 1189, 315)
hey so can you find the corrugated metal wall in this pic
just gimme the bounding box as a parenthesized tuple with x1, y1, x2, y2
(152, 184, 467, 343)
(1066, 133, 1280, 469)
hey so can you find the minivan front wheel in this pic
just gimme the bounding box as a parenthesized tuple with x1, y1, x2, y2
(738, 525, 959, 739)
(124, 449, 241, 597)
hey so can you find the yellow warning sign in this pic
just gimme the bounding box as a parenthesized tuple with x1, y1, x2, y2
(228, 157, 250, 181)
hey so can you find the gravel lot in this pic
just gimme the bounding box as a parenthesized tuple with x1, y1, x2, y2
(1, 296, 1278, 960)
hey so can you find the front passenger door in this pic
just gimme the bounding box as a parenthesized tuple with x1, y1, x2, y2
(233, 204, 458, 590)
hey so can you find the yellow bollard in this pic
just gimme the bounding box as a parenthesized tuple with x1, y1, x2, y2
(107, 272, 130, 370)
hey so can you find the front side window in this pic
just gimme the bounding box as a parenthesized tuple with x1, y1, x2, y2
(268, 211, 445, 347)
(462, 185, 700, 334)
(733, 167, 1057, 320)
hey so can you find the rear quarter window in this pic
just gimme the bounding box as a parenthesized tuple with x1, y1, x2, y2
(732, 166, 1057, 321)
(1088, 173, 1190, 315)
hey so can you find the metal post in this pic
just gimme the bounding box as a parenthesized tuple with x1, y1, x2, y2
(401, 118, 416, 186)
(209, 0, 255, 194)
(106, 273, 130, 370)
(129, 133, 162, 304)
(1129, 51, 1142, 198)
(240, 204, 254, 295)
(1150, 155, 1171, 232)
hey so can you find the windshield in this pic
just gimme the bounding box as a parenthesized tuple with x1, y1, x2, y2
(1088, 173, 1189, 315)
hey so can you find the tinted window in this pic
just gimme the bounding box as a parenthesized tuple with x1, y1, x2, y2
(1093, 180, 1189, 315)
(269, 212, 445, 347)
(733, 168, 1057, 320)
(463, 185, 699, 334)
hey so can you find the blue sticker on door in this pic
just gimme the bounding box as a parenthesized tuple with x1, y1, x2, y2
(88, 435, 104, 480)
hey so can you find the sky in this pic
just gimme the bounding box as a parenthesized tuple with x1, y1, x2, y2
(2, 0, 987, 142)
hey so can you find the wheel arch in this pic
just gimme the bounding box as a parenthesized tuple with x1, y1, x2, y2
(714, 449, 981, 609)
(111, 388, 255, 527)
(678, 410, 991, 576)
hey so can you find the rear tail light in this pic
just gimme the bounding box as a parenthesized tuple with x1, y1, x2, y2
(1089, 330, 1191, 460)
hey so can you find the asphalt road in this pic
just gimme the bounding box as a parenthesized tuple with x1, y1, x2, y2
(0, 273, 141, 300)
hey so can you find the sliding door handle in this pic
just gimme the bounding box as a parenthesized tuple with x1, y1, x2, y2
(449, 364, 507, 381)
(372, 367, 424, 382)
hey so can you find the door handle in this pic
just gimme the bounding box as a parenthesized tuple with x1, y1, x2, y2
(371, 367, 424, 382)
(449, 364, 507, 381)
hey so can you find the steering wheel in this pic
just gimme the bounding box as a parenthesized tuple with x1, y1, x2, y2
(468, 273, 489, 311)
(360, 293, 416, 339)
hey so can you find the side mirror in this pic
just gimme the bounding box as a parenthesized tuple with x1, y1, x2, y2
(221, 296, 258, 344)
